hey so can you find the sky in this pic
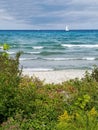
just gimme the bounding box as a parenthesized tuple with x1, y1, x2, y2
(0, 0, 98, 30)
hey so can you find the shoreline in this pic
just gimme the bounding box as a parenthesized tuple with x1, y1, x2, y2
(22, 69, 91, 84)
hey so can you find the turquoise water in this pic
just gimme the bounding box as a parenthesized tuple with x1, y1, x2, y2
(0, 30, 98, 71)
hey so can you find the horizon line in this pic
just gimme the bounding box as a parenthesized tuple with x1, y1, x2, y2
(0, 29, 98, 31)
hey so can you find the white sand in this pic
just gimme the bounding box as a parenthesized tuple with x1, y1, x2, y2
(22, 69, 91, 84)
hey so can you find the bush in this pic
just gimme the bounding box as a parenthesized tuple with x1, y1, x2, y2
(56, 107, 98, 130)
(91, 65, 98, 82)
(0, 50, 22, 123)
(0, 45, 98, 129)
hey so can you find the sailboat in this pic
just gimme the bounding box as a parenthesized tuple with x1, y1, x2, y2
(65, 25, 69, 31)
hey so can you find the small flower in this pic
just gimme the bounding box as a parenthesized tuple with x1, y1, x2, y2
(58, 110, 70, 121)
(89, 107, 97, 116)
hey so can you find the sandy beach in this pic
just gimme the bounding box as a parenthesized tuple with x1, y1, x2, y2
(22, 69, 91, 84)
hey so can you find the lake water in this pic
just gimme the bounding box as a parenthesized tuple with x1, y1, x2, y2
(0, 30, 98, 71)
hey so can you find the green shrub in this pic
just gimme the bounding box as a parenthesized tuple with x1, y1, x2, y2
(56, 95, 98, 130)
(0, 44, 98, 129)
(0, 48, 22, 123)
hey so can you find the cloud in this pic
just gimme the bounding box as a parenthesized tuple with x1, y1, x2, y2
(0, 9, 14, 20)
(0, 0, 98, 29)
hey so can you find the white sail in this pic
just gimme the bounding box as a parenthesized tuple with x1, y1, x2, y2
(65, 26, 69, 31)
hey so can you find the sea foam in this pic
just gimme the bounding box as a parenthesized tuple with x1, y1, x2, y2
(7, 51, 16, 54)
(32, 46, 44, 49)
(43, 57, 96, 61)
(61, 44, 98, 48)
(19, 58, 37, 61)
(82, 57, 96, 61)
(23, 68, 53, 72)
(43, 58, 76, 61)
(25, 52, 41, 54)
(0, 46, 3, 49)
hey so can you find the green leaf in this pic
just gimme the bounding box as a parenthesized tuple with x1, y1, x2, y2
(3, 43, 10, 50)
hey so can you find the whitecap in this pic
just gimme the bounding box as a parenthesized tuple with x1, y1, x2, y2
(19, 58, 37, 61)
(26, 51, 41, 54)
(32, 46, 44, 49)
(43, 57, 77, 61)
(61, 44, 98, 48)
(82, 57, 95, 61)
(7, 51, 15, 54)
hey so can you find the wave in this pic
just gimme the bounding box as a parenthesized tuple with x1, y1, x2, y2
(43, 57, 97, 61)
(20, 57, 97, 61)
(43, 58, 77, 61)
(7, 51, 16, 54)
(82, 57, 96, 61)
(32, 46, 44, 49)
(23, 68, 53, 72)
(19, 58, 37, 61)
(0, 46, 3, 49)
(25, 51, 41, 54)
(40, 51, 65, 56)
(61, 44, 98, 48)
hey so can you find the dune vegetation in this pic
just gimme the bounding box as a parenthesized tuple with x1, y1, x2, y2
(0, 44, 98, 130)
